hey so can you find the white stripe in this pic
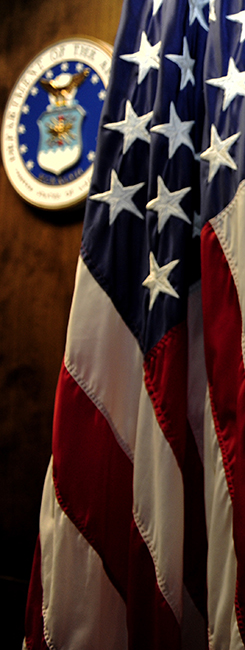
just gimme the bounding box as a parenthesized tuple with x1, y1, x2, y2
(133, 380, 184, 624)
(210, 180, 245, 364)
(204, 390, 243, 650)
(65, 255, 143, 462)
(40, 459, 128, 650)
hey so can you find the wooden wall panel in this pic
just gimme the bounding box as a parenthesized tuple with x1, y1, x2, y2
(0, 0, 122, 642)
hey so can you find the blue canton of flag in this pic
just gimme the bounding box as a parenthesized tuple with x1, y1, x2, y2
(82, 0, 208, 354)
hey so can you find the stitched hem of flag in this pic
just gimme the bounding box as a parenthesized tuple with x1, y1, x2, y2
(133, 507, 181, 624)
(52, 464, 128, 603)
(209, 184, 245, 368)
(235, 581, 245, 645)
(65, 356, 135, 464)
(143, 322, 187, 471)
(208, 381, 234, 501)
(207, 626, 214, 650)
(209, 179, 245, 295)
(42, 607, 57, 650)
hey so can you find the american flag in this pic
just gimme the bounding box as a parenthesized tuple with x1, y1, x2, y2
(24, 0, 245, 648)
(201, 0, 245, 647)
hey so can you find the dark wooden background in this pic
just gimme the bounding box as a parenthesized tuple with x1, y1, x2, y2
(0, 0, 122, 645)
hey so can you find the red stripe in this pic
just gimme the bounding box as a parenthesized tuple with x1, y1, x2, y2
(127, 520, 181, 650)
(52, 361, 186, 647)
(235, 352, 245, 640)
(201, 222, 241, 499)
(144, 325, 207, 619)
(144, 322, 188, 470)
(52, 361, 133, 601)
(201, 221, 245, 641)
(24, 536, 48, 650)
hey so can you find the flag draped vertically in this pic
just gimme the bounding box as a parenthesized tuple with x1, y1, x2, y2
(201, 1, 245, 648)
(23, 0, 245, 648)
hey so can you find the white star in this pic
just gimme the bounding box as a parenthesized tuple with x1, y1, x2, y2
(206, 57, 245, 111)
(104, 100, 153, 154)
(22, 104, 30, 115)
(61, 62, 69, 71)
(19, 144, 28, 154)
(227, 11, 245, 43)
(165, 37, 195, 90)
(18, 124, 26, 134)
(26, 160, 34, 170)
(76, 63, 84, 72)
(143, 252, 180, 310)
(87, 150, 96, 162)
(91, 73, 99, 84)
(89, 169, 145, 225)
(98, 89, 106, 100)
(45, 70, 54, 79)
(200, 124, 240, 182)
(146, 176, 191, 233)
(30, 86, 39, 96)
(151, 101, 194, 158)
(153, 0, 163, 16)
(120, 31, 161, 84)
(189, 0, 209, 31)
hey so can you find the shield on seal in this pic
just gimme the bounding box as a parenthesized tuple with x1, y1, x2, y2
(37, 104, 86, 175)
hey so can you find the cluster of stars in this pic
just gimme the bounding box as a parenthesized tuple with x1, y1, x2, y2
(200, 14, 245, 180)
(201, 12, 245, 179)
(89, 1, 245, 311)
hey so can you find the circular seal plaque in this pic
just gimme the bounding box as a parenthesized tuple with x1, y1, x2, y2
(1, 37, 112, 210)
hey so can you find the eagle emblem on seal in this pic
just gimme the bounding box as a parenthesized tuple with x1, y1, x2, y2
(37, 69, 89, 175)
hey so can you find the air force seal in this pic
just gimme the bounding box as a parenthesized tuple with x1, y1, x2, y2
(1, 38, 112, 209)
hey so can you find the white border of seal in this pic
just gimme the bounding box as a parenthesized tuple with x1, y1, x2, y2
(1, 37, 112, 210)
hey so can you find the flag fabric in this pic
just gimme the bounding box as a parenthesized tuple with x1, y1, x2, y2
(23, 0, 245, 648)
(200, 1, 245, 648)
